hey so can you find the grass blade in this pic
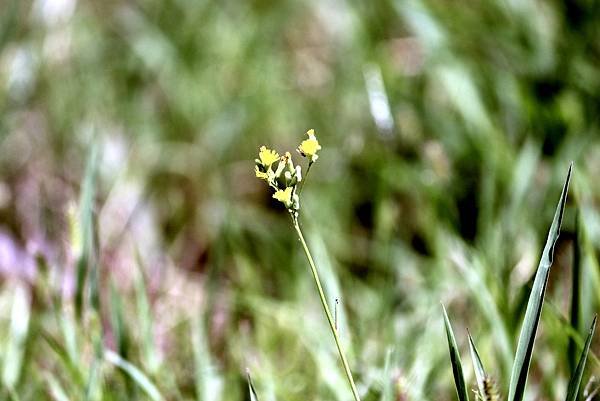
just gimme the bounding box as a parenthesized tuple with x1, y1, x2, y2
(191, 311, 222, 401)
(45, 374, 72, 401)
(568, 213, 582, 373)
(133, 251, 160, 374)
(104, 349, 164, 401)
(246, 370, 260, 401)
(109, 282, 129, 358)
(565, 316, 597, 401)
(451, 248, 513, 375)
(2, 284, 31, 390)
(442, 304, 469, 401)
(508, 163, 572, 401)
(75, 144, 98, 319)
(468, 332, 487, 395)
(41, 331, 85, 388)
(382, 348, 394, 401)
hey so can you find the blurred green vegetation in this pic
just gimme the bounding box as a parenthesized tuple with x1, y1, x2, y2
(1, 0, 600, 400)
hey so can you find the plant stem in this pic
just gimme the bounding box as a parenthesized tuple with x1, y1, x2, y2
(297, 162, 313, 195)
(292, 215, 361, 401)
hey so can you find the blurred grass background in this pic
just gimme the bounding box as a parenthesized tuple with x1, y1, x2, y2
(1, 0, 600, 400)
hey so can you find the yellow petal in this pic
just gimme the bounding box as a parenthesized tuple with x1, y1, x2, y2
(272, 187, 293, 205)
(255, 166, 269, 181)
(298, 138, 321, 157)
(259, 146, 279, 167)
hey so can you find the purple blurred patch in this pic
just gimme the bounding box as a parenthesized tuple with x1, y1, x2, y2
(0, 230, 37, 281)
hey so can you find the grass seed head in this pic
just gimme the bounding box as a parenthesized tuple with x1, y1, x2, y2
(475, 376, 500, 401)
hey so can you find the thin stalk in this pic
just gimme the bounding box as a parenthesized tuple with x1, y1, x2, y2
(298, 162, 313, 195)
(292, 215, 361, 401)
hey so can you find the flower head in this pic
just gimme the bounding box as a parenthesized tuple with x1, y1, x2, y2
(255, 130, 320, 215)
(273, 187, 293, 208)
(254, 166, 269, 181)
(297, 129, 321, 163)
(258, 146, 279, 168)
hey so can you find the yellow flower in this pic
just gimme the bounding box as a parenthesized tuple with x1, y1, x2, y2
(297, 129, 321, 162)
(255, 166, 269, 181)
(259, 146, 279, 168)
(272, 187, 293, 207)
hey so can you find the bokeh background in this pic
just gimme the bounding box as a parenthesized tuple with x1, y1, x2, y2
(1, 0, 600, 400)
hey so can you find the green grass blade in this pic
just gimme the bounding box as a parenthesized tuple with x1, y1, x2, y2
(75, 144, 98, 319)
(452, 251, 513, 375)
(109, 282, 129, 358)
(382, 348, 394, 401)
(2, 284, 31, 390)
(247, 370, 260, 401)
(45, 374, 72, 401)
(133, 251, 160, 374)
(84, 355, 100, 401)
(468, 332, 487, 395)
(191, 311, 222, 401)
(565, 316, 597, 401)
(508, 163, 572, 401)
(568, 212, 582, 373)
(542, 300, 600, 372)
(104, 349, 164, 401)
(442, 304, 469, 401)
(41, 331, 85, 389)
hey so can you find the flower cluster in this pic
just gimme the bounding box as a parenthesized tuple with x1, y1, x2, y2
(255, 129, 321, 214)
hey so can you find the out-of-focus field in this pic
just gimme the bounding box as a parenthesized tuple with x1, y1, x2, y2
(1, 0, 600, 400)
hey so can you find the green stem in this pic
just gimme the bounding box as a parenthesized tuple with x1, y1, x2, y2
(292, 215, 361, 401)
(298, 162, 313, 195)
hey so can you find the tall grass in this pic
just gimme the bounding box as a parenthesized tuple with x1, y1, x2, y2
(1, 0, 600, 400)
(443, 166, 598, 401)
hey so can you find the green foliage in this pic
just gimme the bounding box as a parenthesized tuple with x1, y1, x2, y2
(247, 371, 260, 401)
(565, 316, 597, 401)
(0, 0, 600, 400)
(442, 305, 469, 401)
(508, 164, 572, 401)
(444, 167, 597, 401)
(468, 333, 487, 397)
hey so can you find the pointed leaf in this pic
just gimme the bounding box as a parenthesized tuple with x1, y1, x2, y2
(443, 305, 470, 401)
(468, 332, 487, 396)
(565, 316, 597, 401)
(508, 164, 572, 401)
(247, 370, 260, 401)
(568, 212, 582, 373)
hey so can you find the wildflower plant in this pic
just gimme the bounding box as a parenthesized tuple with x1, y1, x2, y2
(254, 130, 361, 401)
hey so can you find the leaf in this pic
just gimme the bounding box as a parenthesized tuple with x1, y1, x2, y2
(382, 348, 395, 401)
(565, 316, 597, 401)
(568, 212, 582, 373)
(247, 370, 260, 401)
(45, 374, 72, 401)
(191, 311, 222, 401)
(134, 250, 160, 374)
(468, 332, 487, 396)
(75, 144, 98, 319)
(2, 284, 31, 389)
(104, 349, 164, 401)
(41, 331, 85, 388)
(442, 304, 469, 401)
(451, 248, 513, 375)
(508, 163, 572, 401)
